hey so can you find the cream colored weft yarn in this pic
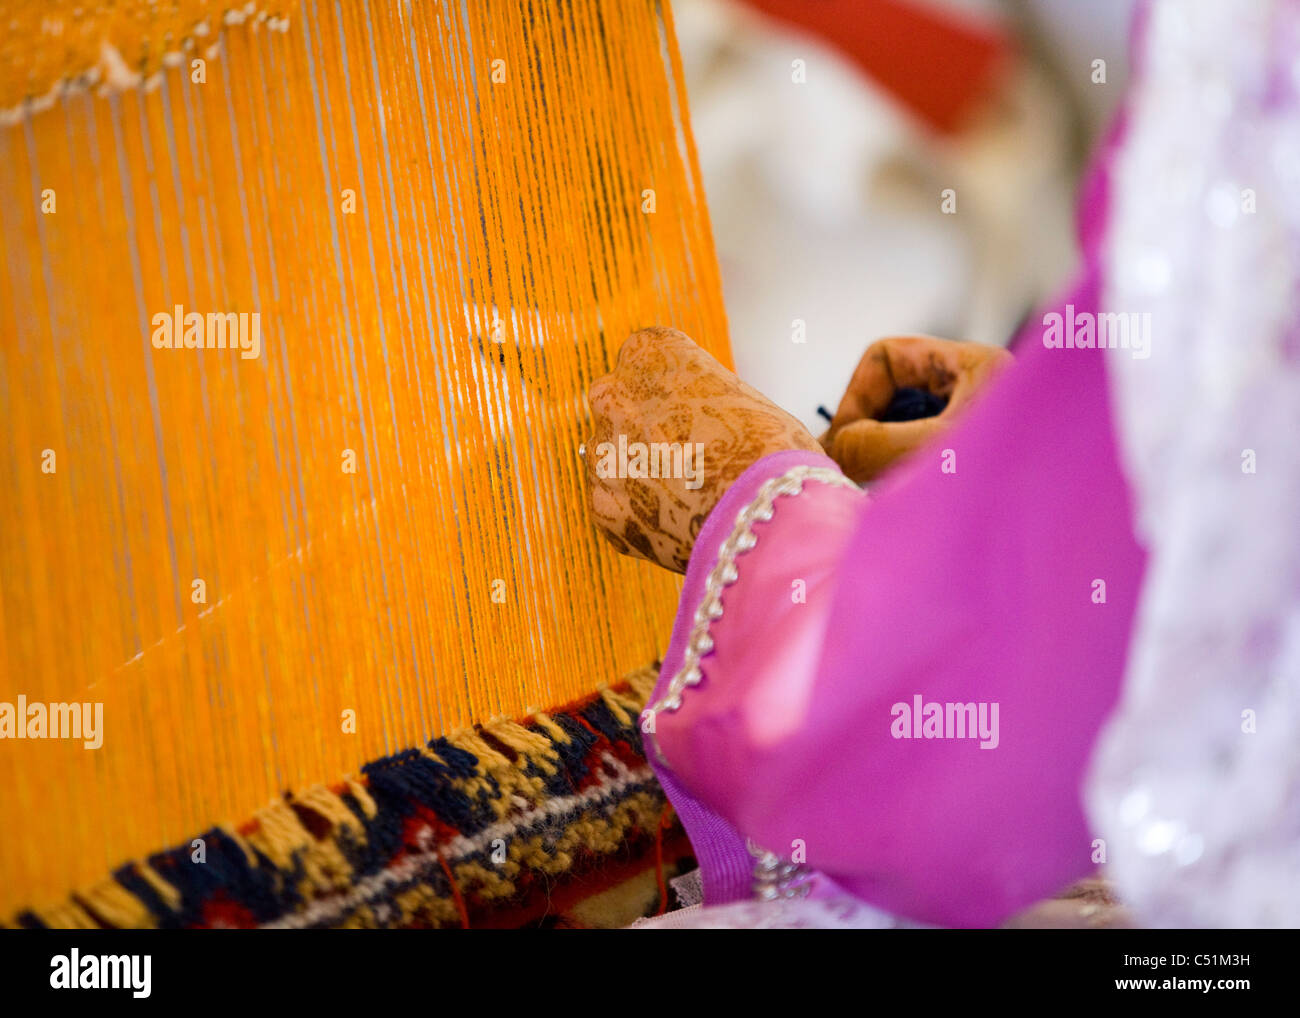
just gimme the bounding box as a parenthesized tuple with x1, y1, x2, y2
(0, 0, 730, 917)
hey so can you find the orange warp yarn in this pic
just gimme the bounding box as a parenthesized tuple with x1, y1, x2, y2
(0, 0, 729, 917)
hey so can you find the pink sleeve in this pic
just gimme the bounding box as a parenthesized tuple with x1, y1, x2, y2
(648, 452, 867, 798)
(642, 448, 867, 903)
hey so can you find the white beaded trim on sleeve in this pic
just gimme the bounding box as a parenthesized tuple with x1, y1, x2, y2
(643, 464, 860, 767)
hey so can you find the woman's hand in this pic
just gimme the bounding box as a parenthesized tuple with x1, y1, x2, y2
(819, 335, 1012, 483)
(585, 327, 820, 573)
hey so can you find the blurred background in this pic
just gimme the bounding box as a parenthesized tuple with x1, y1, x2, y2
(673, 0, 1136, 430)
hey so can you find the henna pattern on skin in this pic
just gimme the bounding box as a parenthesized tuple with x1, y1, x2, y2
(819, 335, 1013, 484)
(584, 327, 819, 573)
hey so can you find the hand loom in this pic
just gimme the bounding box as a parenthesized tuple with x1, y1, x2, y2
(0, 0, 729, 927)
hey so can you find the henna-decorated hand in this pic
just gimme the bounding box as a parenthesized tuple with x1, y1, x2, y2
(585, 327, 821, 573)
(819, 335, 1013, 484)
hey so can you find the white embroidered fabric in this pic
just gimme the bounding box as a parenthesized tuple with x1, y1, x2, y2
(630, 896, 913, 930)
(1088, 0, 1300, 927)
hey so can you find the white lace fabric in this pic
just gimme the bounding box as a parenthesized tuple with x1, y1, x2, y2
(1089, 0, 1300, 927)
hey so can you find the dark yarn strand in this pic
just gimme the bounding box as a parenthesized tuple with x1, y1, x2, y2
(879, 386, 948, 422)
(816, 387, 948, 427)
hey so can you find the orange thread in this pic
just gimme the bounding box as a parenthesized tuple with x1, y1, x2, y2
(653, 803, 675, 916)
(435, 846, 471, 931)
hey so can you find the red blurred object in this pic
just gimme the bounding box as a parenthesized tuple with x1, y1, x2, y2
(739, 0, 1012, 134)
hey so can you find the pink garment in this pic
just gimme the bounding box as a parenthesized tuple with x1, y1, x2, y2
(646, 267, 1147, 926)
(641, 23, 1151, 923)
